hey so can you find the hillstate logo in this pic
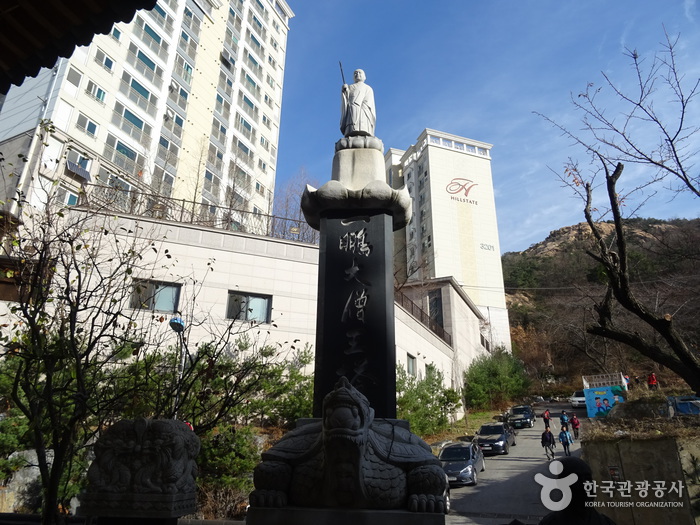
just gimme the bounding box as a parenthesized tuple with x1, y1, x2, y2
(534, 460, 578, 511)
(446, 178, 478, 204)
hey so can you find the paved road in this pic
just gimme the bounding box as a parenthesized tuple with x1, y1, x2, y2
(446, 403, 586, 525)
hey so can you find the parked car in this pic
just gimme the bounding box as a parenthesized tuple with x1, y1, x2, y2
(438, 442, 486, 486)
(508, 404, 536, 428)
(569, 390, 586, 408)
(475, 422, 516, 455)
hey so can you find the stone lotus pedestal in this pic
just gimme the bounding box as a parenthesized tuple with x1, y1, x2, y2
(78, 418, 200, 524)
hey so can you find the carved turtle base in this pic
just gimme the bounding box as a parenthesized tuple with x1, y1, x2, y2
(247, 506, 445, 525)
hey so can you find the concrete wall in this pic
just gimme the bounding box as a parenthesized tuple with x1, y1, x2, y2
(583, 437, 700, 524)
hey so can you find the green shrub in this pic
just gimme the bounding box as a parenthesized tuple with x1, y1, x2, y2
(463, 349, 530, 410)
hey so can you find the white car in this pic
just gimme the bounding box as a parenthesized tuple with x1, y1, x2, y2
(569, 391, 586, 408)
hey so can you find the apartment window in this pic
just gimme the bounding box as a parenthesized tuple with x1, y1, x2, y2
(66, 149, 91, 171)
(261, 114, 271, 129)
(227, 291, 271, 323)
(183, 7, 201, 37)
(86, 80, 106, 103)
(211, 117, 227, 143)
(66, 67, 82, 88)
(65, 150, 91, 182)
(204, 169, 221, 196)
(111, 27, 122, 42)
(131, 279, 181, 312)
(168, 79, 189, 110)
(255, 181, 265, 195)
(158, 135, 179, 163)
(407, 354, 417, 376)
(95, 49, 114, 72)
(220, 50, 235, 72)
(257, 159, 267, 173)
(266, 74, 275, 89)
(215, 94, 230, 120)
(163, 109, 184, 138)
(152, 166, 174, 197)
(56, 186, 79, 206)
(428, 289, 444, 328)
(267, 55, 277, 69)
(259, 135, 269, 150)
(174, 54, 193, 84)
(76, 113, 98, 137)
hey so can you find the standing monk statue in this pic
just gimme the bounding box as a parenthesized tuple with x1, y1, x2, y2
(340, 69, 376, 137)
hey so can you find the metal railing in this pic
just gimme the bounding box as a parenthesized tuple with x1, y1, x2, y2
(395, 289, 453, 346)
(79, 183, 310, 241)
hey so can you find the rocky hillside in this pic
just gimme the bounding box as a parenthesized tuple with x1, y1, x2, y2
(502, 218, 700, 391)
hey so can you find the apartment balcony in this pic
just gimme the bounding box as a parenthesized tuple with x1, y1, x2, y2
(118, 79, 158, 117)
(234, 144, 255, 169)
(156, 144, 179, 170)
(173, 61, 193, 85)
(146, 8, 174, 35)
(178, 38, 197, 62)
(183, 12, 201, 38)
(251, 0, 269, 22)
(125, 49, 163, 89)
(234, 119, 256, 143)
(132, 24, 169, 62)
(247, 12, 268, 41)
(111, 111, 153, 148)
(244, 55, 263, 80)
(241, 72, 261, 101)
(206, 154, 224, 174)
(102, 144, 143, 178)
(168, 91, 188, 113)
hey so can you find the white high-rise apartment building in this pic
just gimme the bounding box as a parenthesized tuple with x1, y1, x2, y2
(0, 0, 293, 232)
(386, 129, 512, 352)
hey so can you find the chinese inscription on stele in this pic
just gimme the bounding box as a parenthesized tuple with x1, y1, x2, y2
(338, 224, 374, 388)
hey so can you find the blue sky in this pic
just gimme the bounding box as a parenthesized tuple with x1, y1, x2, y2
(275, 1, 700, 253)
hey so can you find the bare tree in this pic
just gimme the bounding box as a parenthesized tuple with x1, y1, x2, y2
(271, 167, 320, 244)
(541, 31, 700, 393)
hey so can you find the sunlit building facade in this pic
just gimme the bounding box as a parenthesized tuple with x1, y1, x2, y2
(0, 0, 293, 233)
(386, 129, 512, 352)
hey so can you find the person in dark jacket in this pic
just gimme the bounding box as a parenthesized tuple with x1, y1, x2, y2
(541, 426, 556, 460)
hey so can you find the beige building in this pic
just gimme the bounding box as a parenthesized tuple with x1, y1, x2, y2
(0, 0, 293, 234)
(387, 129, 511, 352)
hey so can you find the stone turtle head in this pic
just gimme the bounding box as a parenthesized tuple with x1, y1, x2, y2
(322, 377, 374, 445)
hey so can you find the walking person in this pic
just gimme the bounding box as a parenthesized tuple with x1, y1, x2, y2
(570, 414, 581, 440)
(647, 372, 659, 390)
(541, 426, 556, 460)
(542, 408, 551, 428)
(558, 425, 574, 456)
(559, 410, 569, 427)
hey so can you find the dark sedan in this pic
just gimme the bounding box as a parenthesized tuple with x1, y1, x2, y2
(475, 422, 516, 455)
(508, 404, 536, 428)
(438, 442, 486, 486)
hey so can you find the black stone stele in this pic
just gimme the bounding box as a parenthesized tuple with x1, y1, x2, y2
(312, 210, 396, 419)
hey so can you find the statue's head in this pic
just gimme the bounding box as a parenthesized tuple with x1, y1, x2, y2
(322, 377, 374, 446)
(353, 69, 366, 83)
